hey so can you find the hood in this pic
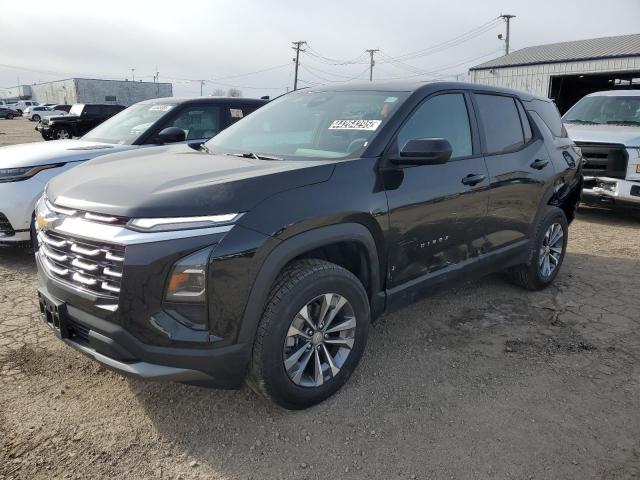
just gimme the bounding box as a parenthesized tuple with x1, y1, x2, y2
(47, 144, 336, 218)
(565, 123, 640, 147)
(0, 140, 137, 168)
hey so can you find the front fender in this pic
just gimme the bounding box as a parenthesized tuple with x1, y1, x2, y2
(234, 222, 382, 346)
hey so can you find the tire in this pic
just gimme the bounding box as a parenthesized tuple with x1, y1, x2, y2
(52, 127, 72, 140)
(506, 206, 568, 291)
(7, 114, 14, 120)
(32, 114, 40, 122)
(16, 109, 22, 115)
(249, 259, 370, 409)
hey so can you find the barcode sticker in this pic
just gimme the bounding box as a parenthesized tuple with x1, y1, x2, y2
(328, 119, 381, 131)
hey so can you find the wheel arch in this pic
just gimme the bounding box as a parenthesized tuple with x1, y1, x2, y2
(237, 222, 384, 345)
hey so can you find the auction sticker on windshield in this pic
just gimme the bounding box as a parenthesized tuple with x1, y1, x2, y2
(149, 105, 173, 112)
(329, 119, 381, 131)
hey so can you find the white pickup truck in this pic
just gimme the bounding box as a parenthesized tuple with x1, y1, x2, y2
(563, 90, 640, 209)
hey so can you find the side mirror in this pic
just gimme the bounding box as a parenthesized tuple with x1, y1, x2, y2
(156, 127, 186, 144)
(392, 138, 453, 166)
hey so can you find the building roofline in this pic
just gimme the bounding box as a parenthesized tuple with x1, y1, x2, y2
(3, 78, 172, 88)
(470, 52, 640, 71)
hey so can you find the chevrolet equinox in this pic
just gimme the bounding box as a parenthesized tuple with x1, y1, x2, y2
(35, 82, 583, 409)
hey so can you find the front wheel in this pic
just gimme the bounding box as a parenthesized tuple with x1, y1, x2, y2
(6, 113, 14, 120)
(506, 206, 568, 290)
(52, 127, 72, 140)
(32, 114, 41, 122)
(249, 259, 370, 409)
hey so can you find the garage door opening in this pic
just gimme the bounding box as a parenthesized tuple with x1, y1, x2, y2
(549, 71, 640, 114)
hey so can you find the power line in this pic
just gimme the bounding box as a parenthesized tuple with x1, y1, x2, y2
(380, 18, 502, 63)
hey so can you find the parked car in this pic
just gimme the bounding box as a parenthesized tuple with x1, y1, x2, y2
(0, 97, 267, 245)
(34, 82, 582, 409)
(27, 106, 69, 122)
(0, 107, 18, 119)
(53, 104, 71, 113)
(36, 104, 126, 140)
(563, 90, 640, 209)
(6, 100, 40, 114)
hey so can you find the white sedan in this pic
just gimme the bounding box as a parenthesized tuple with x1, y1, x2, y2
(27, 106, 68, 122)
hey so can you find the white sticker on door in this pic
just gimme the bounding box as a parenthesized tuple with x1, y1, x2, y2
(328, 119, 381, 131)
(230, 108, 244, 118)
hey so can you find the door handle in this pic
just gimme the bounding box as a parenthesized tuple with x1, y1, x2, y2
(530, 159, 549, 170)
(461, 173, 486, 186)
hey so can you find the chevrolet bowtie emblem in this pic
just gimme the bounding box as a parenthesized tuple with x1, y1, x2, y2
(36, 214, 52, 231)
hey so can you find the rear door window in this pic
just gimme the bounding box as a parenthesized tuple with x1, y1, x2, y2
(475, 94, 525, 154)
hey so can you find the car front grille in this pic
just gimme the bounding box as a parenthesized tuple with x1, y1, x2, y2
(576, 142, 628, 179)
(38, 230, 125, 299)
(0, 213, 15, 237)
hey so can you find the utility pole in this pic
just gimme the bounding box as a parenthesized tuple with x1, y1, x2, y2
(366, 49, 380, 81)
(291, 40, 306, 91)
(200, 80, 205, 96)
(499, 14, 516, 55)
(130, 68, 135, 81)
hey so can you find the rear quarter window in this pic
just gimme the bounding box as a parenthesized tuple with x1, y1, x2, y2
(530, 99, 567, 138)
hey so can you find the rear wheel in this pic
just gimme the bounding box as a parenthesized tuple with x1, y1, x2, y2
(506, 206, 568, 290)
(6, 113, 14, 120)
(249, 259, 370, 409)
(52, 127, 72, 140)
(32, 114, 41, 122)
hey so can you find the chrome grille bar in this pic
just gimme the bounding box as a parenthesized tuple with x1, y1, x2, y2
(38, 230, 125, 299)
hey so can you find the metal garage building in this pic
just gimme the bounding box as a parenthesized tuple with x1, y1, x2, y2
(469, 34, 640, 113)
(0, 78, 172, 106)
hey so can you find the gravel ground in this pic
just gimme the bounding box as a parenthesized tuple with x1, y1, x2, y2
(1, 118, 639, 479)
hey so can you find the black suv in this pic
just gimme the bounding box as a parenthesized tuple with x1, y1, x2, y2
(35, 82, 582, 409)
(36, 103, 126, 140)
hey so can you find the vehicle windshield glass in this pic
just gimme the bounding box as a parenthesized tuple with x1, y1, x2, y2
(563, 96, 640, 125)
(205, 90, 408, 160)
(82, 103, 176, 145)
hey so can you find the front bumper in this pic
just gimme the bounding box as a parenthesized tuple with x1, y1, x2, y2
(37, 265, 252, 388)
(582, 176, 640, 208)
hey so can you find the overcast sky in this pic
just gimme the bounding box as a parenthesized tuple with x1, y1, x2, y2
(1, 0, 639, 98)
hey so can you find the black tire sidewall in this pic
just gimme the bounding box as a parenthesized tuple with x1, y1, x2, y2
(32, 114, 40, 122)
(531, 208, 568, 287)
(260, 268, 370, 409)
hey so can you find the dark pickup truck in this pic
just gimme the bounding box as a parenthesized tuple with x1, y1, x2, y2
(36, 82, 583, 409)
(36, 104, 125, 140)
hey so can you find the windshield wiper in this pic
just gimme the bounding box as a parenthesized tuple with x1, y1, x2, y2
(226, 152, 284, 161)
(200, 144, 213, 154)
(564, 119, 598, 125)
(605, 120, 640, 126)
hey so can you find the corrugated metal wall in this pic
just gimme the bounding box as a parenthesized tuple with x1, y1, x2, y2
(470, 56, 640, 97)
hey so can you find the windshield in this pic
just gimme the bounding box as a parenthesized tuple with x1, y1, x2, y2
(69, 105, 84, 116)
(563, 95, 640, 125)
(206, 90, 408, 160)
(82, 103, 175, 145)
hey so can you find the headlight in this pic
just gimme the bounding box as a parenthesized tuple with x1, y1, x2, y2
(163, 247, 214, 331)
(0, 164, 64, 183)
(127, 213, 241, 232)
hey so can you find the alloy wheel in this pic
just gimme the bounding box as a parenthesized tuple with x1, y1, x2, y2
(56, 130, 70, 139)
(539, 222, 564, 278)
(283, 293, 356, 388)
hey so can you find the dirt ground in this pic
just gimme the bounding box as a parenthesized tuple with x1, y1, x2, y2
(1, 118, 639, 480)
